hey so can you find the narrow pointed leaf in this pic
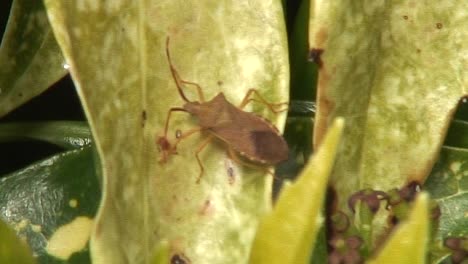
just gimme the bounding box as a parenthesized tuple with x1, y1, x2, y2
(367, 193, 430, 264)
(250, 118, 344, 264)
(151, 241, 170, 264)
(44, 1, 289, 263)
(0, 0, 67, 117)
(0, 121, 91, 149)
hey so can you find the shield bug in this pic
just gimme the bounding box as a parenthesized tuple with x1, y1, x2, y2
(157, 37, 289, 183)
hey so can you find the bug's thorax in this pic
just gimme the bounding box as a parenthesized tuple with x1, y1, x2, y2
(183, 101, 202, 115)
(182, 92, 289, 164)
(183, 93, 232, 128)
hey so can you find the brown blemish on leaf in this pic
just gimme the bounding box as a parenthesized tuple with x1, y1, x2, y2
(399, 181, 421, 201)
(141, 110, 147, 127)
(436, 22, 443, 29)
(171, 253, 190, 264)
(225, 159, 235, 185)
(227, 167, 235, 184)
(314, 60, 335, 147)
(308, 48, 324, 68)
(175, 129, 182, 138)
(314, 27, 328, 47)
(403, 15, 408, 20)
(198, 199, 214, 217)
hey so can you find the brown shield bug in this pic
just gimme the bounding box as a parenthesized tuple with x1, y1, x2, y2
(157, 37, 289, 183)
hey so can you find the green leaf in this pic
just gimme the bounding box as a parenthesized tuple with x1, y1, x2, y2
(444, 119, 468, 149)
(0, 121, 91, 149)
(0, 146, 100, 263)
(0, 0, 67, 117)
(289, 0, 317, 101)
(0, 217, 36, 264)
(367, 193, 430, 264)
(249, 118, 344, 264)
(276, 114, 315, 183)
(44, 1, 289, 263)
(309, 0, 468, 241)
(425, 146, 468, 239)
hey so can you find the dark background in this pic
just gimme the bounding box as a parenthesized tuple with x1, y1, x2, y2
(0, 0, 85, 122)
(0, 0, 84, 175)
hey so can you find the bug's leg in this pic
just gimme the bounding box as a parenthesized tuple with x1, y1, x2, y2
(162, 107, 187, 138)
(226, 147, 277, 180)
(166, 37, 205, 103)
(172, 127, 204, 150)
(179, 79, 206, 103)
(157, 107, 188, 163)
(238, 88, 288, 113)
(194, 135, 214, 183)
(170, 66, 206, 103)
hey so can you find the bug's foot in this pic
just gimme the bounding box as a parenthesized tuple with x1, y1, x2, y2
(157, 136, 171, 151)
(195, 172, 203, 184)
(156, 136, 178, 163)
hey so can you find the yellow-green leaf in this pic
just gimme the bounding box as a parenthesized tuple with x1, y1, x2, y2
(44, 1, 288, 263)
(250, 118, 344, 264)
(309, 0, 468, 243)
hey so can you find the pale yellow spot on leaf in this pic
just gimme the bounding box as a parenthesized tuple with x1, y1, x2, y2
(31, 224, 42, 233)
(14, 219, 29, 232)
(450, 161, 461, 172)
(46, 216, 93, 260)
(69, 199, 78, 208)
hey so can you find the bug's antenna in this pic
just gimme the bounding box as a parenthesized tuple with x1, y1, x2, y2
(166, 36, 190, 102)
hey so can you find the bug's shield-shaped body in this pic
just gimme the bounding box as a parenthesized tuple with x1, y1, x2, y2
(184, 93, 288, 164)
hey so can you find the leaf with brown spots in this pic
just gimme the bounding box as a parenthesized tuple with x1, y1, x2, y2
(309, 0, 468, 243)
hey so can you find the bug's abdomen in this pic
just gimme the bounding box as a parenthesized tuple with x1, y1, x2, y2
(211, 126, 289, 165)
(247, 130, 289, 164)
(207, 100, 289, 165)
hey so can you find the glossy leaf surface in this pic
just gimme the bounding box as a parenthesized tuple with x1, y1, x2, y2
(425, 146, 468, 240)
(0, 146, 100, 263)
(0, 121, 91, 149)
